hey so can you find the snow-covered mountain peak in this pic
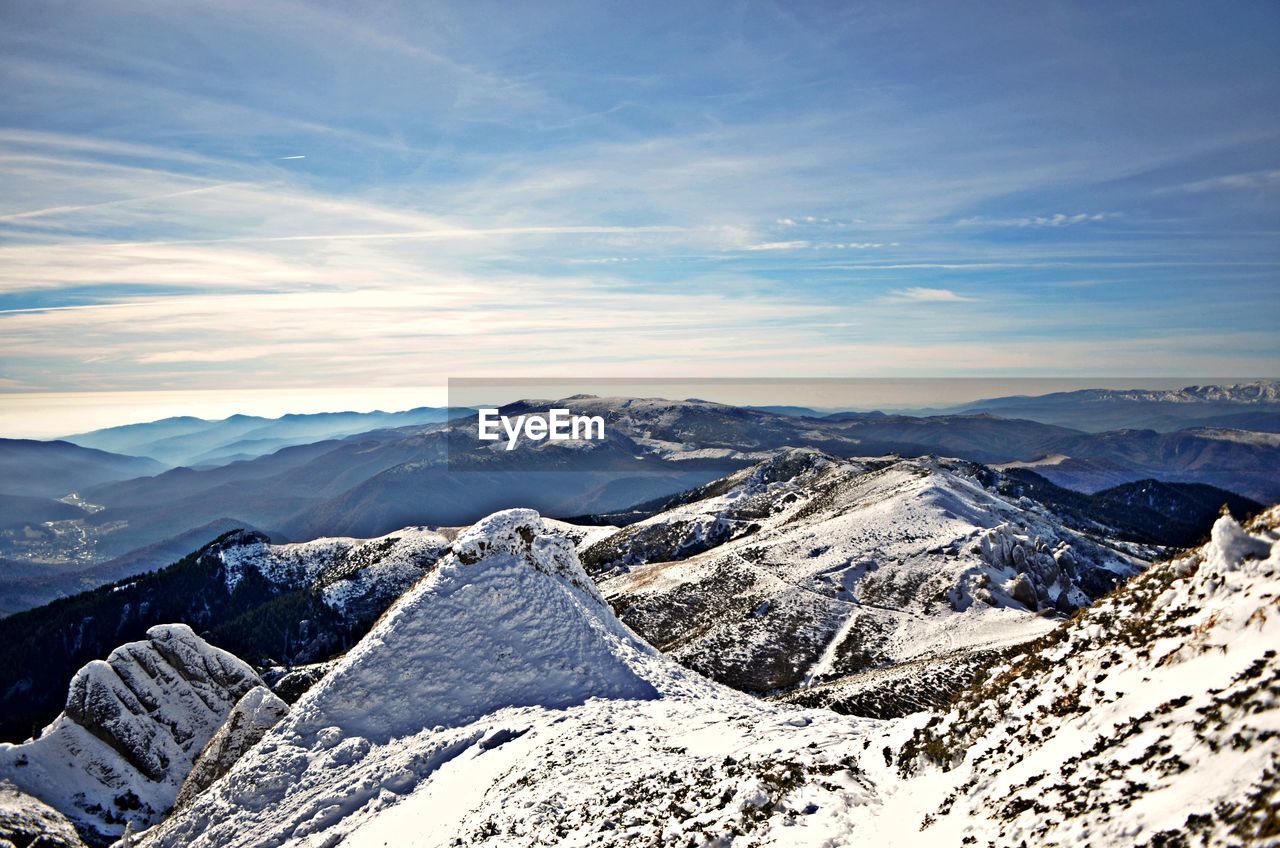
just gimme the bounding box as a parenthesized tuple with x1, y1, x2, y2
(449, 508, 604, 602)
(138, 509, 709, 846)
(590, 452, 1143, 704)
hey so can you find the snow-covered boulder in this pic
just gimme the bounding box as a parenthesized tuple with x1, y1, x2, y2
(0, 781, 86, 848)
(0, 625, 260, 844)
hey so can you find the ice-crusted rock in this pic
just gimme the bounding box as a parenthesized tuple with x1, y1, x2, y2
(0, 625, 260, 844)
(174, 687, 288, 810)
(971, 522, 1099, 612)
(0, 781, 86, 848)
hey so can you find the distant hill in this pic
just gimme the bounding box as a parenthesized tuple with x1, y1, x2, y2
(989, 468, 1261, 547)
(61, 406, 457, 467)
(0, 494, 81, 531)
(0, 439, 163, 498)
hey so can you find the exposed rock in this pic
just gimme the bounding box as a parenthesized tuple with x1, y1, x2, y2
(1007, 573, 1038, 609)
(262, 661, 337, 705)
(174, 687, 288, 810)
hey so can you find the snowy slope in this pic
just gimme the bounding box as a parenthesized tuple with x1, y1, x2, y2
(864, 507, 1280, 846)
(0, 625, 260, 843)
(590, 449, 1144, 703)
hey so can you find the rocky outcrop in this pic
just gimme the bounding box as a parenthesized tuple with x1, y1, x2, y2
(0, 625, 260, 844)
(174, 687, 288, 810)
(0, 781, 86, 848)
(965, 522, 1106, 613)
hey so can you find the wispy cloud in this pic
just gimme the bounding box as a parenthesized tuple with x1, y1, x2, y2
(954, 212, 1115, 228)
(883, 287, 977, 303)
(0, 0, 1276, 405)
(744, 241, 891, 251)
(1165, 169, 1280, 193)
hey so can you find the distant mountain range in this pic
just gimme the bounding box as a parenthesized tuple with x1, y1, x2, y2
(60, 407, 458, 467)
(0, 439, 163, 498)
(0, 448, 1257, 748)
(910, 379, 1280, 432)
(2, 386, 1277, 619)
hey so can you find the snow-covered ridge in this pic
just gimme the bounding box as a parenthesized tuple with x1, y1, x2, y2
(0, 625, 259, 843)
(593, 451, 1143, 700)
(119, 507, 1280, 846)
(1076, 380, 1280, 404)
(217, 527, 449, 616)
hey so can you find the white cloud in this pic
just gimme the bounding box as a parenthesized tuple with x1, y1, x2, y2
(744, 241, 889, 251)
(955, 212, 1114, 228)
(883, 287, 976, 303)
(1167, 169, 1280, 193)
(745, 240, 812, 251)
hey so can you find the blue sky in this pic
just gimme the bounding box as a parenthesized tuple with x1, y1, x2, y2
(0, 0, 1277, 413)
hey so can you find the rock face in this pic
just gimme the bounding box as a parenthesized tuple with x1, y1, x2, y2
(0, 781, 86, 848)
(592, 450, 1142, 700)
(174, 686, 289, 811)
(0, 625, 260, 844)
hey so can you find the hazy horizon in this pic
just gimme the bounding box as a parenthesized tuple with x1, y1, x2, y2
(2, 377, 1271, 440)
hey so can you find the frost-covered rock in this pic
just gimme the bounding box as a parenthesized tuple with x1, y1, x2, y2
(0, 781, 86, 848)
(174, 686, 288, 811)
(0, 625, 260, 844)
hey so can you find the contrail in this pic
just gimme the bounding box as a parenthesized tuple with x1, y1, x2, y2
(278, 155, 306, 160)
